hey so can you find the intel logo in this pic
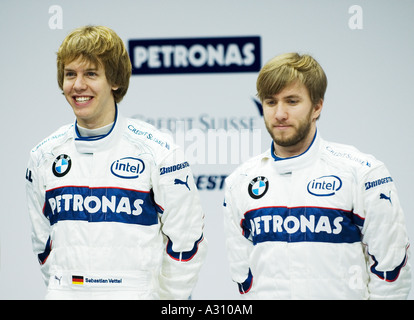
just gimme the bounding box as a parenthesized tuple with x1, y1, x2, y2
(307, 175, 342, 197)
(111, 157, 145, 179)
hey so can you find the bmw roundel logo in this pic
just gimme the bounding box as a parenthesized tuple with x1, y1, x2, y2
(52, 154, 72, 177)
(248, 176, 269, 199)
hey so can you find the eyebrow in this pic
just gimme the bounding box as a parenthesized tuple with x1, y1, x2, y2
(284, 94, 302, 99)
(64, 67, 98, 72)
(263, 94, 302, 100)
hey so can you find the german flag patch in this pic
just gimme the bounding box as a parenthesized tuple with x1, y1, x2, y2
(72, 275, 84, 285)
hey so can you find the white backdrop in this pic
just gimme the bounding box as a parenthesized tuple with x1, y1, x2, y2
(0, 0, 413, 299)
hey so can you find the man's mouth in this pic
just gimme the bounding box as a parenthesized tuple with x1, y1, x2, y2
(274, 124, 291, 130)
(74, 96, 93, 103)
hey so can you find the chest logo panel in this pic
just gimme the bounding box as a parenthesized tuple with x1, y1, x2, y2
(110, 157, 145, 179)
(52, 154, 72, 177)
(307, 175, 342, 197)
(248, 176, 269, 199)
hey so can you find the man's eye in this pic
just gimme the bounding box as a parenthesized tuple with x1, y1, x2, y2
(65, 72, 75, 77)
(86, 72, 97, 77)
(265, 100, 276, 106)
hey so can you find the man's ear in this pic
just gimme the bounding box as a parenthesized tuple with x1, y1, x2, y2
(313, 99, 323, 121)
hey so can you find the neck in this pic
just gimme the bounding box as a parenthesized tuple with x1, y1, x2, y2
(76, 102, 116, 130)
(77, 122, 114, 137)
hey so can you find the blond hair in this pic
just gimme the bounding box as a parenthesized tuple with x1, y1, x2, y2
(57, 25, 132, 103)
(256, 53, 327, 106)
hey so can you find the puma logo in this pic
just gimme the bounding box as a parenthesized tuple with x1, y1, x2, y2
(380, 191, 392, 204)
(174, 175, 190, 191)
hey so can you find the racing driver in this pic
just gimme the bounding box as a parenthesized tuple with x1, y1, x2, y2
(223, 52, 411, 299)
(25, 25, 207, 299)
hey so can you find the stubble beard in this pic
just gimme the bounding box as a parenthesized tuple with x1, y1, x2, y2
(265, 110, 314, 148)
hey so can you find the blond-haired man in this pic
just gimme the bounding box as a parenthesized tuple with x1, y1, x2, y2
(223, 53, 411, 299)
(26, 26, 207, 299)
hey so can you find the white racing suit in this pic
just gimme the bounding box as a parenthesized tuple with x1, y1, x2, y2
(26, 108, 207, 299)
(223, 131, 411, 299)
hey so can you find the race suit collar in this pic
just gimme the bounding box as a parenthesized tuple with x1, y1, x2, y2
(74, 104, 118, 141)
(73, 104, 124, 154)
(268, 129, 320, 174)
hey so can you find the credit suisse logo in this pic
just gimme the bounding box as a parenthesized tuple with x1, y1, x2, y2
(128, 36, 261, 75)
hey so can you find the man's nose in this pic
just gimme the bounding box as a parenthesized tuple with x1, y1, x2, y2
(274, 103, 288, 121)
(73, 76, 87, 91)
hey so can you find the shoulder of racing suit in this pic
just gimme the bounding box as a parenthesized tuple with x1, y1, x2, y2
(319, 139, 383, 172)
(123, 117, 177, 157)
(29, 123, 74, 166)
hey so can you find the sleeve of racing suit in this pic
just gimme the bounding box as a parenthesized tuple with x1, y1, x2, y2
(223, 179, 254, 295)
(357, 163, 411, 299)
(26, 153, 52, 286)
(152, 146, 207, 299)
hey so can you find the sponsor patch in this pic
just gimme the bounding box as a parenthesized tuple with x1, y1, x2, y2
(248, 176, 269, 199)
(160, 161, 189, 175)
(110, 157, 145, 179)
(52, 154, 72, 177)
(307, 175, 342, 197)
(365, 176, 393, 190)
(242, 206, 363, 245)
